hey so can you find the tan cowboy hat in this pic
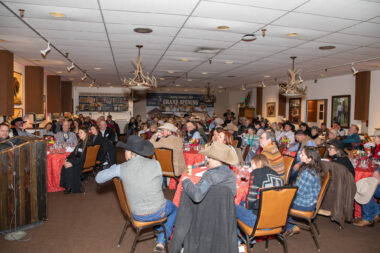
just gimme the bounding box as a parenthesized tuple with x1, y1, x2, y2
(224, 123, 238, 132)
(159, 122, 178, 132)
(199, 142, 239, 165)
(214, 117, 224, 125)
(354, 177, 379, 204)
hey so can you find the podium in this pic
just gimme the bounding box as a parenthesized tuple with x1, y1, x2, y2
(0, 136, 47, 231)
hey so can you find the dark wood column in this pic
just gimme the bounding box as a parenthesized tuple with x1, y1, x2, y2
(0, 50, 14, 116)
(47, 75, 61, 113)
(256, 87, 263, 116)
(61, 81, 72, 113)
(354, 71, 370, 121)
(25, 66, 44, 114)
(278, 94, 286, 116)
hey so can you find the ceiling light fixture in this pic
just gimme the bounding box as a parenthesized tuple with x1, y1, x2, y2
(181, 58, 189, 62)
(225, 61, 234, 64)
(18, 9, 24, 18)
(209, 59, 212, 64)
(286, 33, 299, 37)
(66, 62, 75, 72)
(81, 73, 88, 81)
(121, 45, 157, 90)
(195, 47, 222, 54)
(159, 77, 165, 80)
(202, 72, 208, 75)
(218, 86, 223, 88)
(56, 71, 62, 74)
(201, 83, 216, 103)
(40, 42, 51, 57)
(261, 81, 266, 88)
(264, 75, 271, 78)
(278, 56, 307, 97)
(241, 84, 246, 91)
(241, 34, 257, 42)
(168, 70, 174, 74)
(351, 63, 359, 75)
(217, 25, 230, 30)
(94, 67, 101, 70)
(176, 84, 181, 87)
(187, 79, 192, 82)
(133, 28, 153, 34)
(261, 28, 267, 37)
(319, 45, 336, 50)
(50, 12, 66, 18)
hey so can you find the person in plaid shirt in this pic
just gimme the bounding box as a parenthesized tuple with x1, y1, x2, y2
(286, 146, 323, 236)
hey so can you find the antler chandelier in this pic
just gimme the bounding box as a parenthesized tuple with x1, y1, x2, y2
(122, 45, 157, 90)
(278, 56, 307, 97)
(201, 83, 216, 103)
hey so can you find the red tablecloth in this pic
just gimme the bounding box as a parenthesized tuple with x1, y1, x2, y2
(172, 166, 249, 207)
(47, 152, 70, 192)
(354, 163, 376, 218)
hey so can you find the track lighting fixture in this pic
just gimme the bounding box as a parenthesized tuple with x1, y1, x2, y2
(19, 9, 24, 18)
(40, 42, 51, 57)
(261, 28, 267, 37)
(351, 63, 359, 75)
(66, 62, 75, 72)
(81, 73, 87, 81)
(209, 59, 212, 64)
(241, 84, 246, 90)
(261, 81, 266, 88)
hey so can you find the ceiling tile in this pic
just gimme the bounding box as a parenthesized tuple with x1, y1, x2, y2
(316, 33, 380, 46)
(263, 25, 330, 41)
(172, 37, 233, 48)
(3, 0, 99, 9)
(204, 0, 309, 11)
(177, 28, 242, 42)
(340, 22, 380, 38)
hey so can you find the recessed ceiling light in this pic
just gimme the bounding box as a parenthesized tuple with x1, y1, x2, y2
(50, 12, 66, 18)
(181, 58, 189, 62)
(286, 33, 299, 37)
(94, 67, 101, 70)
(227, 75, 236, 78)
(56, 71, 62, 74)
(201, 72, 208, 75)
(320, 74, 326, 77)
(218, 90, 222, 93)
(217, 26, 230, 30)
(264, 75, 271, 78)
(168, 70, 174, 74)
(241, 34, 256, 42)
(175, 84, 181, 87)
(106, 82, 112, 85)
(319, 45, 336, 50)
(187, 79, 192, 82)
(69, 78, 74, 81)
(184, 89, 189, 92)
(33, 59, 41, 62)
(218, 86, 223, 88)
(0, 39, 6, 42)
(133, 28, 153, 34)
(160, 77, 165, 80)
(225, 61, 234, 64)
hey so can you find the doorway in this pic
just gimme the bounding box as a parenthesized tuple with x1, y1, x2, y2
(306, 99, 328, 126)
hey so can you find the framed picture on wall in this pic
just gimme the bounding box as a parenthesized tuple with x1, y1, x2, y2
(266, 102, 276, 117)
(331, 95, 350, 128)
(13, 71, 23, 105)
(289, 98, 301, 124)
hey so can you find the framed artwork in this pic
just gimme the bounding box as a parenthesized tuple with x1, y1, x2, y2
(331, 95, 350, 128)
(289, 98, 301, 124)
(13, 71, 23, 105)
(12, 108, 23, 119)
(35, 114, 46, 121)
(266, 102, 276, 117)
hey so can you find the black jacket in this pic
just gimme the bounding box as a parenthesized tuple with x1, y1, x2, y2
(331, 155, 355, 178)
(100, 128, 115, 142)
(170, 186, 238, 253)
(91, 134, 116, 166)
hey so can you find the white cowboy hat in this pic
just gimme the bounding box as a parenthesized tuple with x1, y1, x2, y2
(199, 142, 239, 165)
(224, 123, 238, 132)
(214, 117, 224, 125)
(354, 177, 379, 205)
(159, 122, 178, 133)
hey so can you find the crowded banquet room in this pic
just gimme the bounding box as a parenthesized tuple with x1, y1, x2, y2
(1, 0, 380, 252)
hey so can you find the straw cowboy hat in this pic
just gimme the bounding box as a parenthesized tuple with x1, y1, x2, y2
(214, 117, 224, 125)
(159, 122, 178, 133)
(224, 123, 238, 132)
(199, 142, 239, 165)
(116, 135, 154, 157)
(354, 177, 379, 205)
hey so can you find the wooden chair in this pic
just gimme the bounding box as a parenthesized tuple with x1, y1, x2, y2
(237, 186, 298, 253)
(242, 145, 250, 161)
(318, 147, 326, 158)
(82, 145, 100, 176)
(289, 171, 330, 251)
(113, 178, 168, 253)
(283, 155, 295, 185)
(140, 133, 147, 140)
(232, 139, 239, 148)
(154, 148, 178, 182)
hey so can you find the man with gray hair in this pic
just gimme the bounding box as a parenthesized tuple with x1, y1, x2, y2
(54, 120, 77, 146)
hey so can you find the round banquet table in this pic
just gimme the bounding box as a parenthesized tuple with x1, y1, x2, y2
(47, 152, 70, 192)
(172, 166, 249, 207)
(354, 163, 376, 218)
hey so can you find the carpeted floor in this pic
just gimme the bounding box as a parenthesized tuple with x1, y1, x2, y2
(1, 177, 379, 253)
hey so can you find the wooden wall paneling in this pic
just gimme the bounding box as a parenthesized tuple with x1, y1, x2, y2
(278, 94, 286, 116)
(0, 50, 14, 116)
(354, 71, 371, 121)
(25, 66, 44, 114)
(36, 140, 47, 221)
(61, 81, 73, 113)
(47, 75, 61, 113)
(256, 87, 263, 116)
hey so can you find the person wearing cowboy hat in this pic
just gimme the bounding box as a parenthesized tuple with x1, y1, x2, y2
(327, 139, 355, 178)
(95, 135, 177, 252)
(181, 142, 239, 203)
(353, 174, 380, 227)
(276, 120, 295, 145)
(10, 117, 34, 137)
(150, 122, 186, 176)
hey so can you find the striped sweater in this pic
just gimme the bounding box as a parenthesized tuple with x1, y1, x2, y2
(261, 143, 285, 176)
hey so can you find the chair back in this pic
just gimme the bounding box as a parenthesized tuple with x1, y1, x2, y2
(242, 145, 250, 161)
(318, 147, 326, 158)
(140, 133, 147, 140)
(83, 145, 100, 169)
(312, 171, 330, 219)
(232, 139, 239, 148)
(154, 148, 175, 176)
(113, 177, 133, 220)
(254, 186, 298, 233)
(283, 155, 295, 185)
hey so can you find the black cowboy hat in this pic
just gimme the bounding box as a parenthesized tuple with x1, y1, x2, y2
(11, 117, 25, 126)
(282, 121, 295, 131)
(327, 139, 345, 152)
(116, 135, 154, 157)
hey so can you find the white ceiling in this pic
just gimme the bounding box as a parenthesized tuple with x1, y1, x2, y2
(0, 0, 379, 90)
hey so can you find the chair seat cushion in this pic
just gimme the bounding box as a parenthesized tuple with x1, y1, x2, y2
(290, 208, 314, 218)
(133, 217, 167, 228)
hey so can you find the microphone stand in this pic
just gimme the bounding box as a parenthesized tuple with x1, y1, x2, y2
(3, 140, 27, 241)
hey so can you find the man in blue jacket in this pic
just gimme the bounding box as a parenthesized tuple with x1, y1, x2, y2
(342, 124, 361, 148)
